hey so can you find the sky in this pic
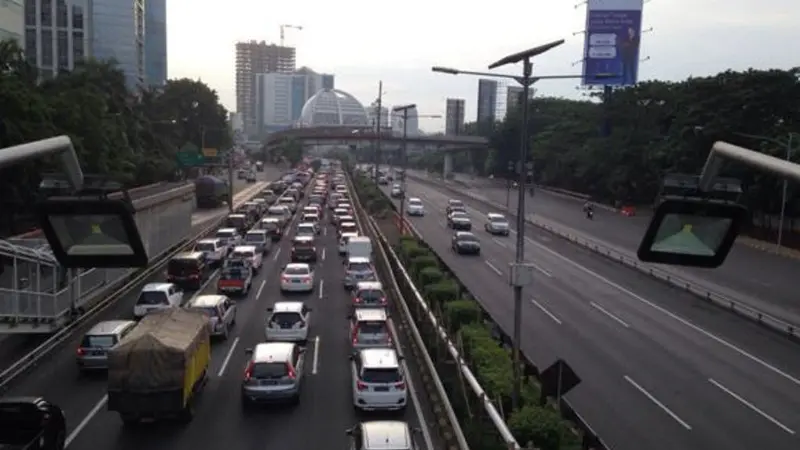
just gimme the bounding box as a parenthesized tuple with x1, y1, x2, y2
(166, 0, 800, 133)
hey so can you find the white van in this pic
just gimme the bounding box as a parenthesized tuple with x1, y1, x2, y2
(346, 236, 372, 261)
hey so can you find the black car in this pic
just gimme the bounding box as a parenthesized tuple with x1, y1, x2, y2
(166, 252, 210, 289)
(290, 236, 317, 262)
(0, 397, 66, 450)
(452, 232, 481, 255)
(448, 212, 472, 230)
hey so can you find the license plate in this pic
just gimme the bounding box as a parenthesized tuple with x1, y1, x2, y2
(292, 280, 301, 283)
(91, 350, 106, 356)
(374, 386, 389, 392)
(260, 379, 278, 386)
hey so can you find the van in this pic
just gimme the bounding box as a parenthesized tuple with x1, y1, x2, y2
(346, 236, 372, 261)
(185, 295, 237, 339)
(166, 252, 208, 289)
(76, 320, 137, 371)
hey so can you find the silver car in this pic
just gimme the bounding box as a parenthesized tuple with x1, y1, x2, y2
(344, 257, 377, 290)
(76, 320, 137, 372)
(485, 213, 510, 236)
(241, 342, 305, 406)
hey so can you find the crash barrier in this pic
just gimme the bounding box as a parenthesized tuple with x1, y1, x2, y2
(345, 173, 470, 450)
(0, 181, 269, 390)
(406, 173, 800, 341)
(0, 183, 198, 332)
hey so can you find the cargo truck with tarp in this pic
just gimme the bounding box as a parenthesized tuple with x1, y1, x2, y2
(195, 175, 230, 209)
(107, 308, 211, 425)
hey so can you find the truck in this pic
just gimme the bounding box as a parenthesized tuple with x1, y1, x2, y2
(107, 308, 211, 425)
(255, 161, 264, 172)
(195, 175, 230, 209)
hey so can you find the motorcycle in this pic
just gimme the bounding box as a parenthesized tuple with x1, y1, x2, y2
(586, 209, 594, 220)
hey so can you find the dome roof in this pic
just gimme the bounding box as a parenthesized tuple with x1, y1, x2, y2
(298, 89, 368, 127)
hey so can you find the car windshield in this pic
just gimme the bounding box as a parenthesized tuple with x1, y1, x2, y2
(458, 234, 479, 242)
(409, 200, 422, 206)
(232, 251, 254, 259)
(449, 201, 463, 207)
(196, 242, 216, 252)
(358, 289, 384, 302)
(222, 268, 248, 279)
(285, 266, 310, 275)
(490, 216, 507, 223)
(245, 234, 264, 242)
(137, 291, 168, 305)
(268, 208, 284, 215)
(216, 230, 234, 239)
(252, 362, 288, 379)
(297, 226, 315, 234)
(168, 259, 198, 275)
(270, 312, 304, 327)
(451, 212, 468, 219)
(348, 262, 371, 272)
(357, 321, 387, 335)
(196, 307, 219, 318)
(362, 368, 402, 383)
(279, 198, 294, 204)
(80, 334, 116, 348)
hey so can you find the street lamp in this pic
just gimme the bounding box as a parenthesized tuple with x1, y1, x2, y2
(433, 39, 616, 410)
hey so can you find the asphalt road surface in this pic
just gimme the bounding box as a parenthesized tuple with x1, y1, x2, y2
(418, 171, 800, 325)
(5, 176, 437, 450)
(384, 178, 800, 450)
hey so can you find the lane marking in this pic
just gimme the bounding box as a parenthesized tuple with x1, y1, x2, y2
(624, 375, 692, 430)
(530, 298, 562, 325)
(528, 261, 552, 278)
(484, 260, 503, 276)
(255, 279, 266, 299)
(272, 247, 282, 261)
(492, 238, 508, 248)
(525, 236, 800, 387)
(311, 336, 320, 374)
(321, 248, 326, 261)
(65, 395, 108, 447)
(708, 378, 795, 434)
(318, 279, 324, 299)
(590, 301, 630, 328)
(217, 336, 239, 377)
(439, 221, 447, 228)
(323, 226, 327, 236)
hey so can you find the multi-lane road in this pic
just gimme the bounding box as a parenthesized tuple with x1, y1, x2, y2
(384, 176, 800, 450)
(3, 171, 438, 450)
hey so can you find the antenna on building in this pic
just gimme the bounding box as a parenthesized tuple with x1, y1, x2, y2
(280, 24, 303, 47)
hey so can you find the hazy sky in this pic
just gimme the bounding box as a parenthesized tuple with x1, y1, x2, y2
(166, 0, 799, 132)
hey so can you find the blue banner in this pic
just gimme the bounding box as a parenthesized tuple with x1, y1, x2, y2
(582, 0, 644, 86)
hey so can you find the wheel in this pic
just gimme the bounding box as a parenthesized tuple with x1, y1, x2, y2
(53, 428, 66, 450)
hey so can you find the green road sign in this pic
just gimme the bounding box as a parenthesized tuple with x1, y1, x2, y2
(177, 143, 204, 167)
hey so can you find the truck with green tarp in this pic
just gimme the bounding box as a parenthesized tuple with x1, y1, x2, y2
(107, 308, 211, 425)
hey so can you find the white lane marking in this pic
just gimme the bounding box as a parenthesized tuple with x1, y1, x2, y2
(65, 395, 108, 447)
(528, 261, 552, 278)
(321, 248, 326, 261)
(272, 247, 282, 261)
(624, 375, 692, 430)
(318, 279, 324, 299)
(526, 236, 800, 387)
(590, 301, 630, 328)
(189, 268, 220, 301)
(492, 238, 508, 248)
(311, 336, 320, 374)
(217, 336, 240, 377)
(530, 298, 562, 325)
(439, 221, 447, 228)
(484, 260, 503, 276)
(255, 280, 266, 299)
(323, 226, 327, 236)
(708, 378, 795, 434)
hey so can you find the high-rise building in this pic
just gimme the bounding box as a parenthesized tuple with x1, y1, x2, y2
(1, 0, 24, 46)
(235, 40, 296, 136)
(91, 0, 145, 89)
(505, 86, 534, 115)
(391, 106, 419, 136)
(445, 98, 465, 135)
(24, 0, 92, 79)
(365, 101, 388, 129)
(144, 0, 167, 87)
(253, 68, 334, 135)
(476, 79, 497, 123)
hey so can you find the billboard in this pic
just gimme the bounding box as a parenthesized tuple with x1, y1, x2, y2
(582, 0, 644, 86)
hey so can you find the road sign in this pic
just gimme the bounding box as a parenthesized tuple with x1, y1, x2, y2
(177, 151, 204, 167)
(202, 148, 218, 157)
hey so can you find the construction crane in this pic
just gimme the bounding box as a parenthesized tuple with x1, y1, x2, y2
(280, 24, 303, 46)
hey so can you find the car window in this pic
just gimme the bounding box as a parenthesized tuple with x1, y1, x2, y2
(357, 289, 384, 302)
(285, 266, 310, 275)
(81, 334, 116, 348)
(193, 306, 219, 317)
(232, 250, 254, 259)
(196, 242, 216, 252)
(458, 234, 479, 242)
(137, 291, 168, 305)
(216, 231, 234, 239)
(168, 259, 199, 275)
(357, 320, 388, 335)
(451, 212, 468, 218)
(490, 216, 506, 222)
(270, 312, 304, 326)
(251, 362, 288, 379)
(245, 234, 264, 243)
(348, 262, 371, 272)
(361, 368, 402, 383)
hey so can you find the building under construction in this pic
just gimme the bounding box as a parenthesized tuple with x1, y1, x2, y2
(235, 41, 296, 136)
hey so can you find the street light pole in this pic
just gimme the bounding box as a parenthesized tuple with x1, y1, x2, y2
(374, 81, 383, 183)
(227, 148, 235, 213)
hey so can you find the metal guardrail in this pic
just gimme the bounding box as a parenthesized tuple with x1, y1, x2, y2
(407, 173, 799, 341)
(0, 182, 269, 390)
(345, 172, 470, 450)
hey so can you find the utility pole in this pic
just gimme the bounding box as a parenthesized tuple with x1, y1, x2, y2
(227, 149, 235, 213)
(374, 81, 383, 183)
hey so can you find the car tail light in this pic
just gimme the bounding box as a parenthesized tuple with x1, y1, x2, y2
(76, 347, 85, 356)
(351, 329, 359, 344)
(302, 277, 311, 283)
(282, 277, 290, 283)
(395, 381, 406, 390)
(354, 296, 361, 303)
(380, 297, 387, 305)
(286, 363, 297, 380)
(356, 380, 368, 391)
(244, 361, 254, 381)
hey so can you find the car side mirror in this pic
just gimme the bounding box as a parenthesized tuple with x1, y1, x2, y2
(346, 314, 352, 320)
(306, 307, 313, 312)
(244, 348, 253, 355)
(266, 307, 273, 312)
(345, 428, 354, 436)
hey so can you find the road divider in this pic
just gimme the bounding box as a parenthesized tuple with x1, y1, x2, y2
(406, 172, 800, 342)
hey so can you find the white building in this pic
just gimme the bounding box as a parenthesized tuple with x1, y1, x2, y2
(297, 89, 368, 127)
(254, 68, 335, 134)
(24, 0, 92, 79)
(0, 0, 24, 46)
(366, 101, 389, 129)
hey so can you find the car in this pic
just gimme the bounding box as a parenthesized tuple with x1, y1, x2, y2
(406, 198, 424, 216)
(352, 281, 387, 309)
(332, 208, 349, 225)
(185, 295, 237, 339)
(251, 197, 268, 214)
(224, 213, 250, 233)
(339, 221, 358, 237)
(280, 263, 315, 293)
(291, 236, 317, 262)
(301, 213, 321, 232)
(485, 213, 510, 235)
(244, 230, 272, 255)
(378, 177, 389, 185)
(217, 263, 253, 296)
(76, 320, 137, 372)
(349, 308, 393, 349)
(337, 215, 355, 230)
(266, 205, 292, 227)
(0, 397, 67, 450)
(339, 232, 359, 255)
(166, 252, 209, 289)
(346, 421, 418, 450)
(344, 257, 376, 289)
(241, 342, 305, 406)
(265, 301, 312, 342)
(447, 211, 472, 230)
(451, 231, 481, 255)
(277, 196, 298, 213)
(134, 282, 184, 319)
(215, 228, 242, 251)
(261, 189, 277, 203)
(194, 238, 227, 266)
(350, 348, 407, 412)
(446, 199, 465, 215)
(246, 172, 257, 183)
(390, 184, 404, 198)
(231, 245, 263, 272)
(296, 222, 317, 237)
(260, 217, 283, 240)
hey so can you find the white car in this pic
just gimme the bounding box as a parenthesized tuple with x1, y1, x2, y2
(280, 263, 315, 293)
(133, 283, 183, 319)
(215, 228, 242, 252)
(301, 213, 321, 233)
(485, 213, 510, 236)
(406, 198, 424, 216)
(278, 196, 297, 213)
(265, 301, 312, 342)
(194, 238, 226, 265)
(332, 208, 348, 224)
(339, 232, 359, 255)
(231, 245, 263, 272)
(296, 223, 316, 238)
(351, 348, 407, 412)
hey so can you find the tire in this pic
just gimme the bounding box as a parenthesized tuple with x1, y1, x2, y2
(54, 429, 66, 450)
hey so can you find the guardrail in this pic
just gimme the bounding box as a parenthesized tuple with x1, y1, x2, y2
(0, 181, 269, 390)
(407, 173, 799, 341)
(345, 171, 470, 450)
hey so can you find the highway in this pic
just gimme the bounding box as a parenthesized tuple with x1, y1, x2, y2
(417, 171, 800, 324)
(4, 173, 437, 450)
(383, 177, 800, 450)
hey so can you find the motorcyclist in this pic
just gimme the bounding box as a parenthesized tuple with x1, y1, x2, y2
(584, 201, 594, 218)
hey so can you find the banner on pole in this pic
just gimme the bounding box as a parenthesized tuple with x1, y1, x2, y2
(582, 0, 644, 87)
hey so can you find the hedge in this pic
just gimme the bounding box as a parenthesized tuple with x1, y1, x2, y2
(351, 169, 580, 450)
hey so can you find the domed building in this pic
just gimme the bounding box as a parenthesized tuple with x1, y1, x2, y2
(297, 89, 369, 127)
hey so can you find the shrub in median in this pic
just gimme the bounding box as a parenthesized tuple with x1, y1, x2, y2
(444, 299, 481, 332)
(418, 266, 444, 286)
(409, 255, 438, 278)
(423, 279, 459, 306)
(509, 405, 570, 450)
